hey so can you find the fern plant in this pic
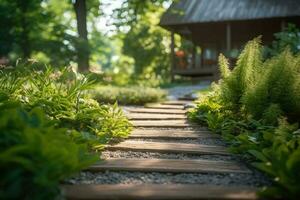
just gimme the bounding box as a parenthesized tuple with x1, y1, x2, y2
(220, 38, 263, 111)
(243, 49, 300, 123)
(190, 37, 300, 199)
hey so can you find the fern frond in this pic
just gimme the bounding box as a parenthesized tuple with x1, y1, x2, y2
(218, 54, 231, 79)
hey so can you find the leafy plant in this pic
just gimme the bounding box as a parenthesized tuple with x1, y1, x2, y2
(189, 37, 300, 199)
(264, 24, 300, 57)
(0, 99, 97, 199)
(0, 66, 132, 149)
(251, 119, 300, 199)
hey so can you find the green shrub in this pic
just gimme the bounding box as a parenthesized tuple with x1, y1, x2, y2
(0, 65, 132, 199)
(250, 119, 300, 199)
(0, 100, 96, 199)
(189, 38, 300, 199)
(0, 66, 132, 149)
(264, 24, 300, 57)
(219, 38, 262, 111)
(91, 85, 167, 105)
(243, 50, 300, 122)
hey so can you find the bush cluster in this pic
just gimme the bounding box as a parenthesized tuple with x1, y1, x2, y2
(189, 38, 300, 199)
(0, 65, 132, 199)
(91, 85, 167, 105)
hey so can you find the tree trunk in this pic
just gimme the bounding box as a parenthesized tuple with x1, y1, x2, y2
(73, 0, 89, 72)
(19, 0, 31, 59)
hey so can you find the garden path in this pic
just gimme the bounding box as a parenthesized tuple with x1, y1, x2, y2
(63, 97, 270, 199)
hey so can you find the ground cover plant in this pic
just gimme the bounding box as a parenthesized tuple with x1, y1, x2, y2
(0, 64, 132, 199)
(189, 38, 300, 200)
(91, 85, 167, 105)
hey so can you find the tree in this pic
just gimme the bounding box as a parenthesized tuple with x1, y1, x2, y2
(112, 0, 172, 82)
(73, 0, 90, 72)
(0, 0, 50, 59)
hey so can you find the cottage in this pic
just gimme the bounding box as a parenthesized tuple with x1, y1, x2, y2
(160, 0, 300, 80)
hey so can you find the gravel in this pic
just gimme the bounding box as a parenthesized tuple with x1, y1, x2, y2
(65, 170, 271, 187)
(126, 138, 226, 146)
(100, 150, 238, 162)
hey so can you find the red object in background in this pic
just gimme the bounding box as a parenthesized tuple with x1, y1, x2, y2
(175, 50, 187, 68)
(175, 50, 185, 58)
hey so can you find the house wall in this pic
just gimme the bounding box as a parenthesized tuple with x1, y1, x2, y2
(168, 16, 300, 80)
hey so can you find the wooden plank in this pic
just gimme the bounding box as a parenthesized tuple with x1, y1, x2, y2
(130, 129, 217, 139)
(88, 158, 251, 174)
(144, 104, 184, 110)
(127, 113, 187, 120)
(126, 108, 187, 114)
(162, 100, 192, 105)
(131, 120, 200, 128)
(106, 141, 230, 155)
(63, 184, 258, 200)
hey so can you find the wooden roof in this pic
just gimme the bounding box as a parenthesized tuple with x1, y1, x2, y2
(160, 0, 300, 26)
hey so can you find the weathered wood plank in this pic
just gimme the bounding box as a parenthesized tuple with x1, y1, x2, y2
(130, 129, 217, 139)
(126, 108, 187, 114)
(106, 141, 230, 155)
(63, 184, 258, 200)
(131, 120, 200, 128)
(144, 104, 184, 110)
(88, 158, 251, 174)
(162, 100, 192, 105)
(127, 113, 187, 120)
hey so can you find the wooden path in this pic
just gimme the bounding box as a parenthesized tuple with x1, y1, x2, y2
(63, 100, 259, 200)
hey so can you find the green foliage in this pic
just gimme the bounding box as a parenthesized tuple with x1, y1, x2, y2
(0, 64, 132, 199)
(121, 7, 171, 82)
(91, 85, 167, 105)
(0, 100, 96, 199)
(243, 49, 300, 122)
(112, 0, 172, 84)
(265, 24, 300, 57)
(250, 119, 300, 200)
(189, 38, 300, 199)
(220, 38, 262, 110)
(0, 65, 132, 149)
(218, 54, 231, 79)
(0, 0, 52, 58)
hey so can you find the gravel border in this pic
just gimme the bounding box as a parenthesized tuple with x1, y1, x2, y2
(65, 171, 271, 187)
(100, 150, 238, 161)
(126, 138, 226, 146)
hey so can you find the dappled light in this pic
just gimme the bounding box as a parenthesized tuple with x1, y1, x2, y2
(1, 0, 300, 199)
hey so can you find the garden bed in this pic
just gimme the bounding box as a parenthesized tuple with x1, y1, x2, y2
(0, 65, 132, 199)
(189, 38, 300, 200)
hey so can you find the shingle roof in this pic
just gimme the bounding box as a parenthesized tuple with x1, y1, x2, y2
(160, 0, 300, 26)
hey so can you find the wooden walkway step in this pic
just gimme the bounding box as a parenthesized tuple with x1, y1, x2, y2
(126, 108, 187, 114)
(131, 120, 200, 128)
(106, 141, 230, 155)
(162, 100, 192, 105)
(88, 158, 251, 174)
(127, 113, 187, 120)
(63, 184, 258, 200)
(144, 104, 184, 110)
(129, 129, 217, 139)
